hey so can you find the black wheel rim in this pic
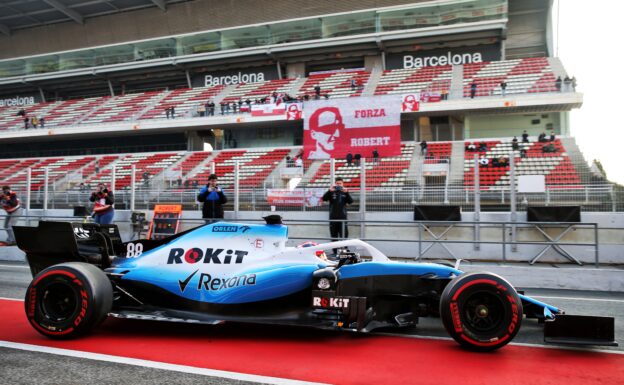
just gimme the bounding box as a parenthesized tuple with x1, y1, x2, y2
(462, 289, 505, 334)
(41, 281, 79, 322)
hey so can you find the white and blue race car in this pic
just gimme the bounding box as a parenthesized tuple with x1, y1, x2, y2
(15, 216, 616, 351)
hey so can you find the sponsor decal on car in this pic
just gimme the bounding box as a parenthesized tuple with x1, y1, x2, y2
(178, 269, 257, 293)
(167, 248, 249, 264)
(312, 295, 351, 309)
(211, 225, 251, 233)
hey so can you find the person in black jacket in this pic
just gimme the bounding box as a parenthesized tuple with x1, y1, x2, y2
(197, 174, 227, 223)
(89, 183, 115, 224)
(322, 178, 354, 250)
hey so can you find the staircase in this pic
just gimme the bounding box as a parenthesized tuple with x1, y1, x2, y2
(74, 96, 115, 125)
(263, 148, 301, 188)
(213, 84, 238, 106)
(133, 90, 172, 120)
(448, 65, 464, 99)
(361, 67, 383, 97)
(559, 137, 592, 183)
(300, 160, 324, 186)
(448, 141, 466, 184)
(286, 77, 308, 98)
(405, 146, 424, 187)
(548, 57, 568, 78)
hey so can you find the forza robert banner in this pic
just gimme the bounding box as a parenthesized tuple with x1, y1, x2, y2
(303, 95, 402, 160)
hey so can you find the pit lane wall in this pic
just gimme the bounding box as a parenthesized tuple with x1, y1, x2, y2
(2, 210, 623, 265)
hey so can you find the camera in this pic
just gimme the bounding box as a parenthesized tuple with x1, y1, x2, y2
(335, 186, 343, 191)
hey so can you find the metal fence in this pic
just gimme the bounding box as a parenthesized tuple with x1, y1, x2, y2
(7, 154, 624, 214)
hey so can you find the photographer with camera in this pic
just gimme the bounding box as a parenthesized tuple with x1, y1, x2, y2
(89, 183, 115, 224)
(197, 174, 227, 223)
(1, 185, 21, 245)
(322, 178, 353, 253)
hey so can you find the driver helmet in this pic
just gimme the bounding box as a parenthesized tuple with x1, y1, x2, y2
(297, 241, 327, 260)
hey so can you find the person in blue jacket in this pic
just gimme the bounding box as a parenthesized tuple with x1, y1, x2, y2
(197, 174, 227, 223)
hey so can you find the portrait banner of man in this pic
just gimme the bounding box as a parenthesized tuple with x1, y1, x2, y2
(401, 94, 420, 112)
(285, 103, 303, 120)
(303, 95, 402, 160)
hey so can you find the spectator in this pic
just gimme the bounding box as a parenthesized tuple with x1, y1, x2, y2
(522, 130, 529, 143)
(165, 107, 171, 119)
(549, 132, 555, 142)
(238, 99, 243, 111)
(197, 174, 227, 223)
(177, 176, 182, 187)
(479, 155, 489, 167)
(89, 183, 115, 225)
(372, 148, 379, 164)
(94, 160, 100, 174)
(538, 132, 547, 143)
(23, 117, 29, 130)
(354, 153, 361, 167)
(1, 185, 21, 245)
(322, 177, 353, 255)
(296, 148, 304, 159)
(324, 94, 329, 100)
(441, 89, 448, 100)
(142, 171, 150, 186)
(198, 103, 206, 117)
(192, 179, 199, 189)
(170, 106, 175, 119)
(470, 81, 477, 98)
(31, 116, 39, 128)
(478, 141, 488, 152)
(295, 157, 303, 168)
(208, 100, 216, 116)
(555, 76, 562, 92)
(184, 179, 190, 189)
(346, 152, 353, 166)
(314, 84, 321, 98)
(571, 76, 577, 91)
(350, 78, 356, 90)
(17, 109, 25, 117)
(466, 143, 476, 152)
(512, 136, 519, 150)
(520, 148, 527, 158)
(563, 76, 572, 92)
(39, 117, 45, 128)
(420, 140, 428, 155)
(286, 156, 294, 167)
(542, 143, 557, 153)
(78, 182, 86, 192)
(220, 102, 226, 115)
(500, 81, 507, 97)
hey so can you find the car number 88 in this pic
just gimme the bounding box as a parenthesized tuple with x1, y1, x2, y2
(126, 243, 144, 258)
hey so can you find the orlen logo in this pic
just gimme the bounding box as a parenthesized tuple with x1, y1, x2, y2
(167, 248, 248, 264)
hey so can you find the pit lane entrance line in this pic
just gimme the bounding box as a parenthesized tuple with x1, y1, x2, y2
(0, 340, 331, 385)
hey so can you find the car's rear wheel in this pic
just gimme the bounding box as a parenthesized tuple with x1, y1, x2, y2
(25, 262, 113, 339)
(439, 272, 522, 351)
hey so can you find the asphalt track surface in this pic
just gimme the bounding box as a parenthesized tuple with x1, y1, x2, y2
(0, 261, 623, 385)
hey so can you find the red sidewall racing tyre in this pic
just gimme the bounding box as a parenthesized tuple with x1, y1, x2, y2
(440, 272, 523, 351)
(24, 262, 113, 339)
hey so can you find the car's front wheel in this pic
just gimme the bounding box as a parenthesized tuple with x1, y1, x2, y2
(25, 262, 113, 339)
(439, 272, 522, 351)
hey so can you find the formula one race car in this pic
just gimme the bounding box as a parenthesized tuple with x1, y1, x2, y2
(14, 217, 616, 351)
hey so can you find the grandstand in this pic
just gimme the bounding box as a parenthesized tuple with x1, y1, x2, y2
(0, 0, 617, 216)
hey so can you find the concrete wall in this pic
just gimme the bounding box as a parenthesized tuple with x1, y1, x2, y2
(3, 209, 623, 265)
(0, 0, 423, 59)
(465, 112, 562, 139)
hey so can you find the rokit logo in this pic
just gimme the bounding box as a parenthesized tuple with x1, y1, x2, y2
(167, 248, 249, 264)
(312, 296, 351, 309)
(178, 270, 257, 292)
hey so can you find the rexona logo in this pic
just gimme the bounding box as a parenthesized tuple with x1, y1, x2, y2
(205, 72, 265, 87)
(178, 270, 257, 292)
(313, 296, 351, 309)
(167, 248, 249, 264)
(403, 52, 483, 69)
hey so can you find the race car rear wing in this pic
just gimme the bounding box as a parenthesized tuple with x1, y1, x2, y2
(13, 221, 123, 276)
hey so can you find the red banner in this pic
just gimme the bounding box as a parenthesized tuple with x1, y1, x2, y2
(303, 95, 401, 160)
(285, 103, 303, 120)
(251, 103, 286, 117)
